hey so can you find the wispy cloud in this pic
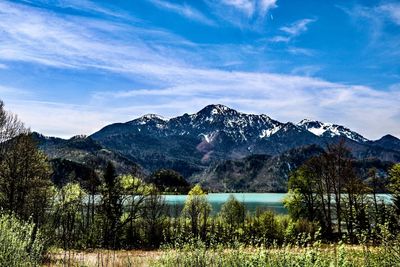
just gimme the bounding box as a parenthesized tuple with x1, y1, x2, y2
(280, 18, 316, 36)
(291, 65, 322, 76)
(0, 85, 30, 97)
(19, 0, 132, 21)
(378, 2, 400, 26)
(0, 63, 8, 69)
(222, 0, 255, 17)
(148, 0, 215, 26)
(270, 18, 316, 43)
(0, 0, 399, 139)
(0, 1, 198, 79)
(342, 2, 400, 60)
(220, 0, 277, 18)
(205, 0, 277, 30)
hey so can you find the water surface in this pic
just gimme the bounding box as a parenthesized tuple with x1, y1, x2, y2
(163, 193, 287, 214)
(163, 193, 392, 215)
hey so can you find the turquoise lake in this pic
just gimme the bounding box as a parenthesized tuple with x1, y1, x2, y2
(163, 193, 288, 214)
(162, 193, 392, 215)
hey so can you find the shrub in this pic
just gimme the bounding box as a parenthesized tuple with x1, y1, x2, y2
(0, 214, 45, 266)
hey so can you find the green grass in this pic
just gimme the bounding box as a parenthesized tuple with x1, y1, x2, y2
(154, 244, 400, 267)
(43, 241, 400, 267)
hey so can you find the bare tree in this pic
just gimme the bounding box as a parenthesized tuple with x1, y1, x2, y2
(0, 100, 26, 144)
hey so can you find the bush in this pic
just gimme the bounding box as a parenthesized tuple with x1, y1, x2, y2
(0, 214, 45, 266)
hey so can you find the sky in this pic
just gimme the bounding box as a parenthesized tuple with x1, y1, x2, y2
(0, 0, 399, 139)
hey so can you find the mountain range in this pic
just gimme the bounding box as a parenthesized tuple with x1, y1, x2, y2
(35, 104, 400, 192)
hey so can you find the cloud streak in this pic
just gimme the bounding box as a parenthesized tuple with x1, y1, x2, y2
(270, 18, 316, 43)
(148, 0, 215, 26)
(0, 1, 399, 140)
(378, 2, 400, 26)
(205, 0, 277, 30)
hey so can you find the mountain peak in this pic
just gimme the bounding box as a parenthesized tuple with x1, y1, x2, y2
(131, 113, 169, 124)
(298, 119, 367, 142)
(141, 114, 168, 120)
(298, 119, 321, 125)
(379, 134, 399, 141)
(198, 104, 233, 115)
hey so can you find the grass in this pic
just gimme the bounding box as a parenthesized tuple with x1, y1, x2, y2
(43, 243, 400, 267)
(43, 249, 163, 267)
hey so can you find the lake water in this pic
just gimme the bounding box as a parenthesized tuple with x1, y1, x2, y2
(163, 193, 287, 214)
(162, 193, 392, 215)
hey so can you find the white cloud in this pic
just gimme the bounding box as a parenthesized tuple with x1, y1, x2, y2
(269, 35, 290, 43)
(270, 18, 316, 43)
(280, 18, 315, 35)
(291, 65, 322, 76)
(221, 0, 255, 17)
(91, 70, 400, 140)
(0, 1, 399, 140)
(259, 0, 278, 16)
(378, 3, 400, 25)
(205, 0, 277, 29)
(148, 0, 215, 26)
(0, 85, 29, 96)
(20, 0, 131, 21)
(342, 3, 400, 60)
(0, 63, 7, 69)
(220, 0, 277, 17)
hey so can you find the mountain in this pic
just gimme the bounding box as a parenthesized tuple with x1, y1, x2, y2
(370, 134, 400, 152)
(297, 119, 367, 143)
(35, 104, 399, 192)
(91, 104, 400, 177)
(32, 132, 145, 186)
(190, 145, 394, 193)
(190, 145, 325, 192)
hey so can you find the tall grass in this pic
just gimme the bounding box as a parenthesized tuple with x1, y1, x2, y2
(154, 242, 400, 267)
(0, 214, 45, 266)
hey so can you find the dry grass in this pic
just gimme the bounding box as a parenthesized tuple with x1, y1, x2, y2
(44, 249, 163, 267)
(42, 245, 384, 267)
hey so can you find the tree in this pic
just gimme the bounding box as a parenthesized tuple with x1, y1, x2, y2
(0, 134, 53, 226)
(0, 100, 26, 145)
(119, 174, 152, 247)
(141, 186, 166, 248)
(148, 169, 190, 193)
(53, 183, 86, 250)
(182, 184, 211, 239)
(389, 163, 400, 217)
(285, 161, 320, 222)
(287, 140, 365, 240)
(219, 195, 245, 232)
(99, 162, 123, 248)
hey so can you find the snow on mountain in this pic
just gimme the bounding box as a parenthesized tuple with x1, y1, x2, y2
(134, 114, 169, 124)
(103, 104, 368, 145)
(259, 125, 282, 138)
(297, 119, 368, 142)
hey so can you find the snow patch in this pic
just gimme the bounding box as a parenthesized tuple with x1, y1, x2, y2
(259, 125, 281, 138)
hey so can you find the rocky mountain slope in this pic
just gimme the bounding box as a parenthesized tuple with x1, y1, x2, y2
(91, 104, 400, 175)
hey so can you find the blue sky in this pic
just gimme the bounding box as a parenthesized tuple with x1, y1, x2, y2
(0, 0, 399, 139)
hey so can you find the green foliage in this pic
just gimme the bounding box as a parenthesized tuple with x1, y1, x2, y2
(219, 195, 245, 228)
(51, 182, 87, 249)
(155, 236, 400, 267)
(182, 184, 212, 238)
(389, 163, 400, 199)
(0, 134, 53, 225)
(0, 214, 45, 267)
